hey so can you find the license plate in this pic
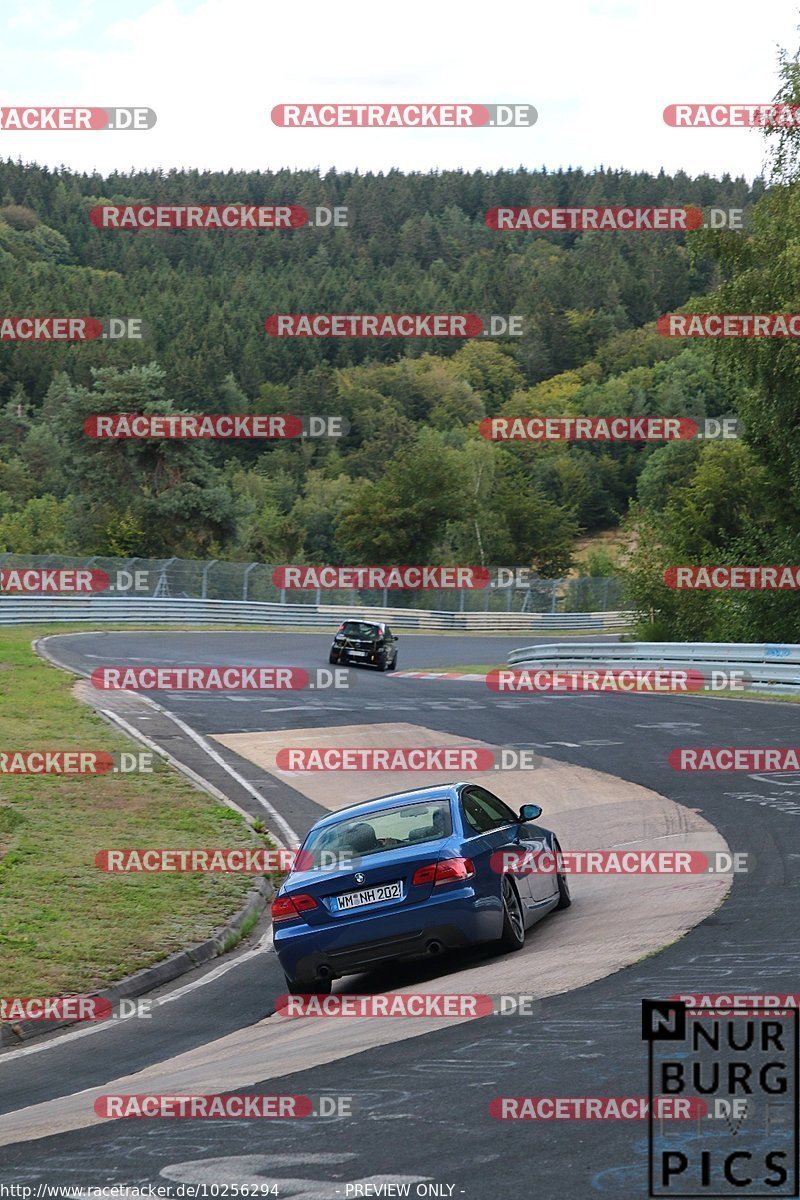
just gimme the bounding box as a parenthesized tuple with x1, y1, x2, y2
(335, 880, 402, 911)
(349, 650, 367, 657)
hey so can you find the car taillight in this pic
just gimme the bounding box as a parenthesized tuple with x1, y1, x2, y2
(271, 893, 318, 921)
(412, 858, 475, 886)
(435, 857, 475, 883)
(411, 863, 437, 886)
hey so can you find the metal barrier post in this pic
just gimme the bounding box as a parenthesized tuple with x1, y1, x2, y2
(201, 560, 218, 600)
(243, 563, 257, 601)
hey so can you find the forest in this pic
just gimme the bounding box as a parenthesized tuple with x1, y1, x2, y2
(0, 153, 797, 639)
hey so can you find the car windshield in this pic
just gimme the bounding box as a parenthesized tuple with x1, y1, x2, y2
(340, 621, 381, 638)
(297, 800, 453, 869)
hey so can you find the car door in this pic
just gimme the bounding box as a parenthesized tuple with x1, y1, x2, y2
(468, 785, 557, 905)
(458, 785, 534, 912)
(516, 811, 560, 903)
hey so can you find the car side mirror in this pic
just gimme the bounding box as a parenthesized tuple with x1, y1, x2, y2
(519, 803, 542, 821)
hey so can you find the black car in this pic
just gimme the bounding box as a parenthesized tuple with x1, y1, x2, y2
(329, 620, 399, 671)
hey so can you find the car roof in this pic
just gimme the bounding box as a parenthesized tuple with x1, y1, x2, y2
(340, 619, 382, 626)
(307, 783, 467, 831)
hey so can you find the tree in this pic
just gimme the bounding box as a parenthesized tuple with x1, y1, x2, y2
(336, 429, 463, 562)
(0, 496, 74, 553)
(446, 342, 525, 410)
(289, 472, 355, 561)
(51, 363, 239, 555)
(0, 204, 38, 231)
(0, 386, 31, 451)
(624, 442, 795, 640)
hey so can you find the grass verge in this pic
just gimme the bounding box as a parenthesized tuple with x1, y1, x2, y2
(0, 627, 268, 996)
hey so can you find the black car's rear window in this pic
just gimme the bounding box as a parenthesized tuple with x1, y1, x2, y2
(339, 621, 381, 638)
(297, 800, 453, 869)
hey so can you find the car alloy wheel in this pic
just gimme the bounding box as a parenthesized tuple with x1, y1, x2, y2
(499, 876, 525, 950)
(554, 840, 572, 909)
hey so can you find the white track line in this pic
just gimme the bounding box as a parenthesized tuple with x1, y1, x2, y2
(0, 931, 276, 1064)
(37, 633, 300, 849)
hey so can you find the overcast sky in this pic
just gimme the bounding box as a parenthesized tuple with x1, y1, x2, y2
(1, 0, 798, 180)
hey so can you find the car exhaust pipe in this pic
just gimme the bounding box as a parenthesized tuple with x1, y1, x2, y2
(317, 964, 334, 980)
(426, 939, 444, 956)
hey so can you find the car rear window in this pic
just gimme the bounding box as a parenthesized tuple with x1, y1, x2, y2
(339, 621, 381, 638)
(298, 800, 453, 868)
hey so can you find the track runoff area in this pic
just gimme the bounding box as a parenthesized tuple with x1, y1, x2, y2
(0, 629, 797, 1198)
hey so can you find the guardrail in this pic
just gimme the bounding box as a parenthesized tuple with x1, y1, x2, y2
(0, 597, 634, 632)
(506, 641, 800, 690)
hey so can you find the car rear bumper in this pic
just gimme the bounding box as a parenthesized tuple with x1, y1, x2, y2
(330, 648, 382, 666)
(274, 888, 499, 983)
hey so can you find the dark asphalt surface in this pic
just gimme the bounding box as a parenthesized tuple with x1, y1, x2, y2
(1, 630, 798, 1199)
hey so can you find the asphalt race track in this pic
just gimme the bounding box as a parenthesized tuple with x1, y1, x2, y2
(1, 630, 798, 1199)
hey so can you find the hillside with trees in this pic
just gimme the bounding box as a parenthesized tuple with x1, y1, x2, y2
(623, 56, 800, 642)
(0, 158, 776, 620)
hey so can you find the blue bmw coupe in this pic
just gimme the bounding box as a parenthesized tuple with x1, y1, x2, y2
(272, 781, 571, 993)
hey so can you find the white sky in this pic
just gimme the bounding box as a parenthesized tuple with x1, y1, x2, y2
(0, 0, 798, 180)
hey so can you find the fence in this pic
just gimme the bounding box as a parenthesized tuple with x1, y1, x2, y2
(0, 553, 626, 614)
(506, 641, 800, 690)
